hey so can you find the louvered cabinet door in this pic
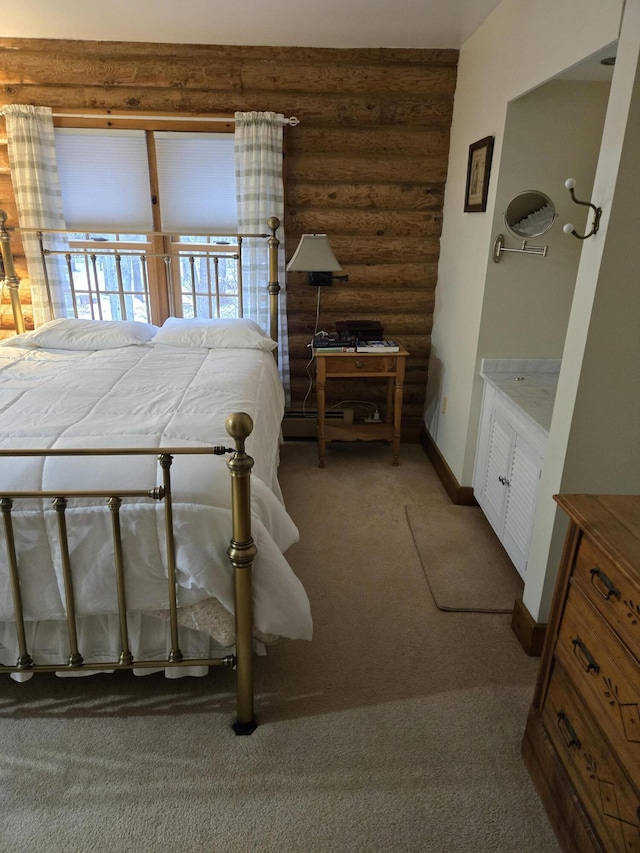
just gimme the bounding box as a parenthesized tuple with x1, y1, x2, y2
(473, 381, 547, 581)
(502, 433, 543, 578)
(480, 406, 515, 537)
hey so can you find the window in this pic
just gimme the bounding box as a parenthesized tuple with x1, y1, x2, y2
(59, 232, 153, 323)
(53, 123, 239, 324)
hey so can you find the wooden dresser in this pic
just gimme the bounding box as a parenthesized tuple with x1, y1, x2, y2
(523, 494, 640, 852)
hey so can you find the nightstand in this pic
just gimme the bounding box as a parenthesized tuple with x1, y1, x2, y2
(314, 347, 409, 467)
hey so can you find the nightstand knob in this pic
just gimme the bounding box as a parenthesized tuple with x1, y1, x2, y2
(355, 360, 364, 368)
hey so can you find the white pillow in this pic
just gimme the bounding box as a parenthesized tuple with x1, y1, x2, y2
(0, 332, 34, 347)
(17, 318, 159, 350)
(153, 317, 277, 351)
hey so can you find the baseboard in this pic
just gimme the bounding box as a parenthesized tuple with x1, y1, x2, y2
(511, 597, 547, 656)
(419, 425, 476, 506)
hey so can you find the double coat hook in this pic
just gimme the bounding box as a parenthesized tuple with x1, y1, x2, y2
(563, 178, 602, 240)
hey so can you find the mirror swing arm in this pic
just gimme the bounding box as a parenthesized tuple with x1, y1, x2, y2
(492, 234, 548, 263)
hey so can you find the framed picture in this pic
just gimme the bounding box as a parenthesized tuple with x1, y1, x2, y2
(464, 136, 494, 212)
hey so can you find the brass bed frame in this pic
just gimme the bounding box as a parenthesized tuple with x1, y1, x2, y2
(0, 211, 283, 736)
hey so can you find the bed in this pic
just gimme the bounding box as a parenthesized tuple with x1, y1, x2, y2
(0, 212, 311, 735)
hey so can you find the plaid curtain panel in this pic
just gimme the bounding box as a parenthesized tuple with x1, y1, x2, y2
(235, 111, 290, 402)
(2, 105, 71, 325)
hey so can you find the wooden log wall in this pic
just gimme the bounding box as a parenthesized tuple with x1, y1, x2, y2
(0, 38, 457, 426)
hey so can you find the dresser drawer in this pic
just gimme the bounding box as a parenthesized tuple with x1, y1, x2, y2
(557, 583, 640, 782)
(573, 534, 640, 663)
(543, 661, 640, 852)
(321, 354, 398, 375)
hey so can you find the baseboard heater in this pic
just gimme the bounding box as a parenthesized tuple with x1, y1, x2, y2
(282, 408, 353, 437)
(285, 408, 352, 421)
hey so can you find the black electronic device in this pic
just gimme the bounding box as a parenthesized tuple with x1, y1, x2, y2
(313, 330, 356, 348)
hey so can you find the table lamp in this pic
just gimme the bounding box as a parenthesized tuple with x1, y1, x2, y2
(286, 234, 347, 286)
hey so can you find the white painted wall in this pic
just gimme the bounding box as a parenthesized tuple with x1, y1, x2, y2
(425, 0, 640, 623)
(480, 80, 610, 364)
(525, 3, 640, 620)
(425, 0, 623, 482)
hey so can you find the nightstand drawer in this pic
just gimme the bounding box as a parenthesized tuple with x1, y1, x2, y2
(573, 535, 640, 663)
(322, 354, 398, 375)
(543, 660, 640, 852)
(557, 583, 640, 782)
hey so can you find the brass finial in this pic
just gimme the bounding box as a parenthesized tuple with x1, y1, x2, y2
(267, 216, 280, 235)
(226, 412, 254, 452)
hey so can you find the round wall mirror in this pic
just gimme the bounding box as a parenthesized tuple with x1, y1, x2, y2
(503, 190, 557, 239)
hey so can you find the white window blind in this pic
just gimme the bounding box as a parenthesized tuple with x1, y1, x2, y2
(54, 128, 237, 235)
(153, 132, 236, 233)
(54, 128, 154, 232)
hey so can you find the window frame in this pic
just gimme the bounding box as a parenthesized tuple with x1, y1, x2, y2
(53, 113, 237, 325)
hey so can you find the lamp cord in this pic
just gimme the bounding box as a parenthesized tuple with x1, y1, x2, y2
(301, 286, 323, 416)
(314, 284, 322, 336)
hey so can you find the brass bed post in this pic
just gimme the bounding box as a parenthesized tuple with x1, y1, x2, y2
(267, 217, 281, 355)
(1, 498, 33, 669)
(0, 210, 25, 335)
(225, 412, 258, 735)
(53, 497, 84, 667)
(107, 496, 134, 666)
(158, 452, 184, 663)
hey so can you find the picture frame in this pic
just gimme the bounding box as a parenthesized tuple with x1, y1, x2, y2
(464, 136, 494, 212)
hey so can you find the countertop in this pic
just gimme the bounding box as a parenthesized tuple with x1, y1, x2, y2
(480, 358, 561, 434)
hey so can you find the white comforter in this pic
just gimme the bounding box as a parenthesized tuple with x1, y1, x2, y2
(0, 342, 312, 655)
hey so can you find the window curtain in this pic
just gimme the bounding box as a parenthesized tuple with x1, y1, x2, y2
(234, 111, 290, 401)
(2, 105, 70, 326)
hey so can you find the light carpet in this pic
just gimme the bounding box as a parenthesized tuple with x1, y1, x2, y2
(0, 440, 560, 853)
(406, 503, 524, 612)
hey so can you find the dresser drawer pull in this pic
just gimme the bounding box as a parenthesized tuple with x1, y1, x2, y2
(571, 637, 600, 674)
(590, 566, 621, 601)
(557, 711, 581, 750)
(355, 360, 364, 369)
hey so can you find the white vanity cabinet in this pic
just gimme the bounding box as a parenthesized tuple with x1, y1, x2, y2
(473, 360, 559, 580)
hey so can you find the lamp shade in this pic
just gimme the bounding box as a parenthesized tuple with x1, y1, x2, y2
(286, 234, 343, 272)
